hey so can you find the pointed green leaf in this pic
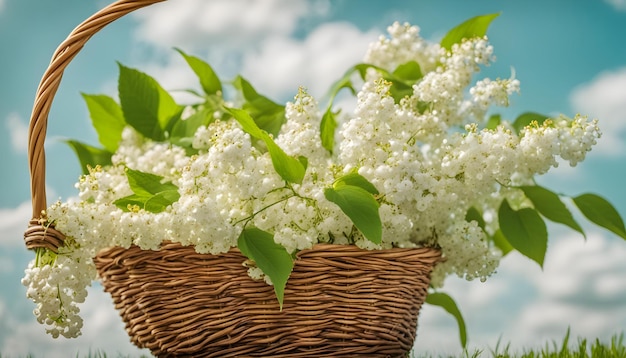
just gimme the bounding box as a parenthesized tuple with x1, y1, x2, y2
(170, 108, 215, 139)
(118, 63, 184, 141)
(513, 112, 549, 134)
(325, 69, 358, 102)
(320, 107, 338, 154)
(392, 60, 423, 82)
(367, 63, 418, 103)
(426, 292, 467, 348)
(113, 194, 146, 212)
(498, 200, 547, 267)
(233, 75, 285, 136)
(176, 48, 222, 96)
(297, 156, 308, 172)
(322, 63, 406, 153)
(227, 107, 265, 138)
(114, 169, 180, 213)
(324, 185, 381, 244)
(125, 168, 178, 196)
(81, 94, 126, 152)
(237, 227, 294, 309)
(113, 191, 180, 213)
(64, 140, 113, 174)
(144, 190, 180, 213)
(520, 185, 585, 237)
(168, 109, 202, 154)
(253, 110, 286, 138)
(388, 81, 414, 104)
(441, 13, 500, 50)
(334, 171, 379, 195)
(328, 62, 420, 105)
(226, 107, 306, 184)
(492, 229, 513, 256)
(486, 113, 501, 130)
(574, 194, 626, 240)
(465, 207, 485, 230)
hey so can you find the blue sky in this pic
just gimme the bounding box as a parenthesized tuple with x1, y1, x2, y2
(1, 0, 625, 356)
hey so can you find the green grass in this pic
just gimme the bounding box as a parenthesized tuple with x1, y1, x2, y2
(491, 331, 626, 358)
(2, 331, 624, 357)
(414, 330, 626, 358)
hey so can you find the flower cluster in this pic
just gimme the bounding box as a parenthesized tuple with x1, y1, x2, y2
(23, 21, 601, 338)
(21, 240, 95, 338)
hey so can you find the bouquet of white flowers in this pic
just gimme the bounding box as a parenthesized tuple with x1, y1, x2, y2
(22, 2, 625, 356)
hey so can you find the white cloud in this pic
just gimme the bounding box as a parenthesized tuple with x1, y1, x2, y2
(605, 0, 626, 11)
(570, 67, 626, 156)
(0, 190, 60, 248)
(131, 3, 377, 103)
(0, 201, 32, 248)
(414, 232, 626, 354)
(133, 0, 329, 51)
(241, 22, 378, 98)
(5, 112, 28, 154)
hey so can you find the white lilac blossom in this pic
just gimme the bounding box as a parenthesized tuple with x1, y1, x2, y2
(23, 22, 601, 338)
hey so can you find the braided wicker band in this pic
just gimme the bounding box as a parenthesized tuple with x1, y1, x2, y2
(23, 1, 443, 356)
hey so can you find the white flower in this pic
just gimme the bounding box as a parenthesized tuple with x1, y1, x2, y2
(24, 21, 603, 339)
(364, 22, 442, 73)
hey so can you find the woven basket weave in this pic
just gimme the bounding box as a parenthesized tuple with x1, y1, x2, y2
(23, 1, 443, 357)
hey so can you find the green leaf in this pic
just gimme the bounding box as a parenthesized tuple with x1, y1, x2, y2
(520, 185, 585, 237)
(327, 62, 421, 105)
(320, 107, 338, 154)
(64, 140, 113, 174)
(118, 63, 184, 141)
(176, 48, 222, 96)
(237, 227, 294, 309)
(323, 60, 422, 152)
(113, 168, 180, 213)
(81, 94, 126, 152)
(325, 70, 358, 102)
(388, 81, 414, 104)
(486, 113, 501, 130)
(498, 200, 548, 267)
(226, 107, 306, 184)
(512, 112, 549, 134)
(465, 207, 485, 230)
(392, 60, 423, 82)
(492, 229, 513, 256)
(353, 63, 372, 80)
(333, 171, 379, 195)
(113, 194, 147, 211)
(324, 185, 382, 244)
(170, 108, 215, 139)
(144, 190, 181, 213)
(125, 168, 178, 196)
(297, 156, 308, 172)
(574, 194, 626, 240)
(233, 75, 285, 136)
(426, 292, 467, 348)
(441, 13, 500, 50)
(378, 62, 422, 103)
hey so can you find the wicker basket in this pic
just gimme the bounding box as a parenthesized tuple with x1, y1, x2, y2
(23, 1, 443, 357)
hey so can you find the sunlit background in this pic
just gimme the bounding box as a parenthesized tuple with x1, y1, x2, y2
(1, 0, 625, 356)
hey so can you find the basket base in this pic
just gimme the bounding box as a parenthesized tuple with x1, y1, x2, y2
(94, 243, 441, 357)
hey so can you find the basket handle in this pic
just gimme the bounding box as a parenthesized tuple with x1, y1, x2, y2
(24, 0, 165, 252)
